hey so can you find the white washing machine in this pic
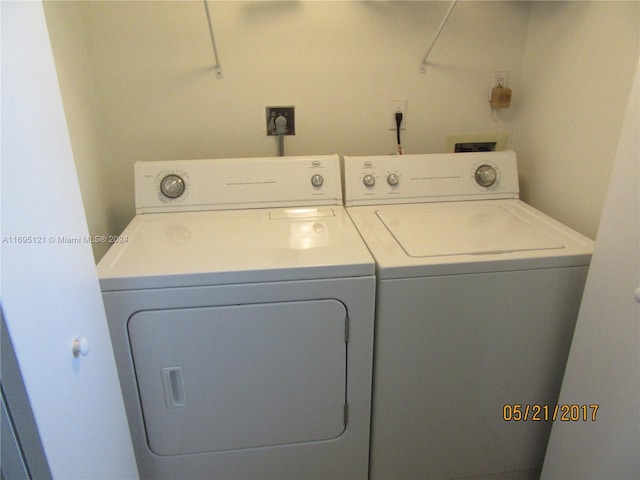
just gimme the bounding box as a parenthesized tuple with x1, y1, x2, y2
(97, 155, 375, 479)
(343, 151, 594, 480)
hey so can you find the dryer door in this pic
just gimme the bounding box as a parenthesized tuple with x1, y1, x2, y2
(128, 299, 348, 456)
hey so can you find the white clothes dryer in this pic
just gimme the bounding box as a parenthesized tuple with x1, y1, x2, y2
(97, 155, 375, 479)
(343, 151, 594, 480)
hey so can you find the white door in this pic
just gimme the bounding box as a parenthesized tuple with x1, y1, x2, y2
(541, 58, 640, 479)
(1, 2, 138, 478)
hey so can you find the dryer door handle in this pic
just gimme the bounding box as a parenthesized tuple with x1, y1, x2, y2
(162, 367, 187, 408)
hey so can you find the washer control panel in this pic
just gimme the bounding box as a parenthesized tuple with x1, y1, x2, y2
(344, 151, 519, 206)
(135, 155, 341, 213)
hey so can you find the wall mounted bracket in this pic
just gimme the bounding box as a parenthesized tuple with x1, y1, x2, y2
(203, 0, 223, 79)
(420, 0, 457, 73)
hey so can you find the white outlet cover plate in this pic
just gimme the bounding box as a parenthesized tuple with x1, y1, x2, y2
(389, 100, 407, 130)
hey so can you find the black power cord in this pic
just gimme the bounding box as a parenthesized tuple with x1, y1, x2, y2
(395, 111, 404, 155)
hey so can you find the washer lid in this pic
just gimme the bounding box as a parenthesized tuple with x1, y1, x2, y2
(97, 206, 374, 291)
(345, 200, 594, 278)
(377, 204, 564, 257)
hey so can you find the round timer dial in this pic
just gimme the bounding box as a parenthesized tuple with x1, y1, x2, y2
(363, 174, 376, 187)
(311, 174, 324, 187)
(160, 174, 186, 199)
(475, 165, 498, 188)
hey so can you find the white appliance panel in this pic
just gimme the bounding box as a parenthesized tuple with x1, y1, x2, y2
(103, 277, 375, 480)
(129, 300, 347, 456)
(343, 151, 519, 206)
(135, 155, 342, 213)
(347, 200, 593, 278)
(99, 153, 376, 479)
(342, 151, 594, 480)
(370, 267, 589, 479)
(377, 203, 564, 257)
(98, 207, 373, 291)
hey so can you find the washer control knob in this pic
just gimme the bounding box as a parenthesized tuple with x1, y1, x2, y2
(160, 174, 185, 199)
(311, 174, 324, 187)
(363, 174, 376, 187)
(475, 165, 498, 188)
(387, 173, 399, 186)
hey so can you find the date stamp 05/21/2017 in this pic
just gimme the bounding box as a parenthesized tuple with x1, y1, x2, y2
(503, 404, 599, 422)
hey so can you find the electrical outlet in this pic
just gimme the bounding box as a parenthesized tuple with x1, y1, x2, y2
(492, 71, 510, 88)
(266, 106, 295, 136)
(389, 100, 407, 130)
(489, 72, 512, 109)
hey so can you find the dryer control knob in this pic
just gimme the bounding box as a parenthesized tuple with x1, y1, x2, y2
(160, 174, 185, 199)
(311, 174, 324, 187)
(363, 174, 376, 187)
(387, 173, 399, 186)
(634, 287, 640, 304)
(475, 165, 498, 188)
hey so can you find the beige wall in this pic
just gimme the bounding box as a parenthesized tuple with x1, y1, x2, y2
(45, 0, 530, 261)
(44, 1, 638, 262)
(513, 1, 639, 239)
(44, 1, 115, 261)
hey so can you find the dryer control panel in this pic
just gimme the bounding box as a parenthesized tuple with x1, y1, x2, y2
(343, 151, 519, 206)
(135, 155, 342, 214)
